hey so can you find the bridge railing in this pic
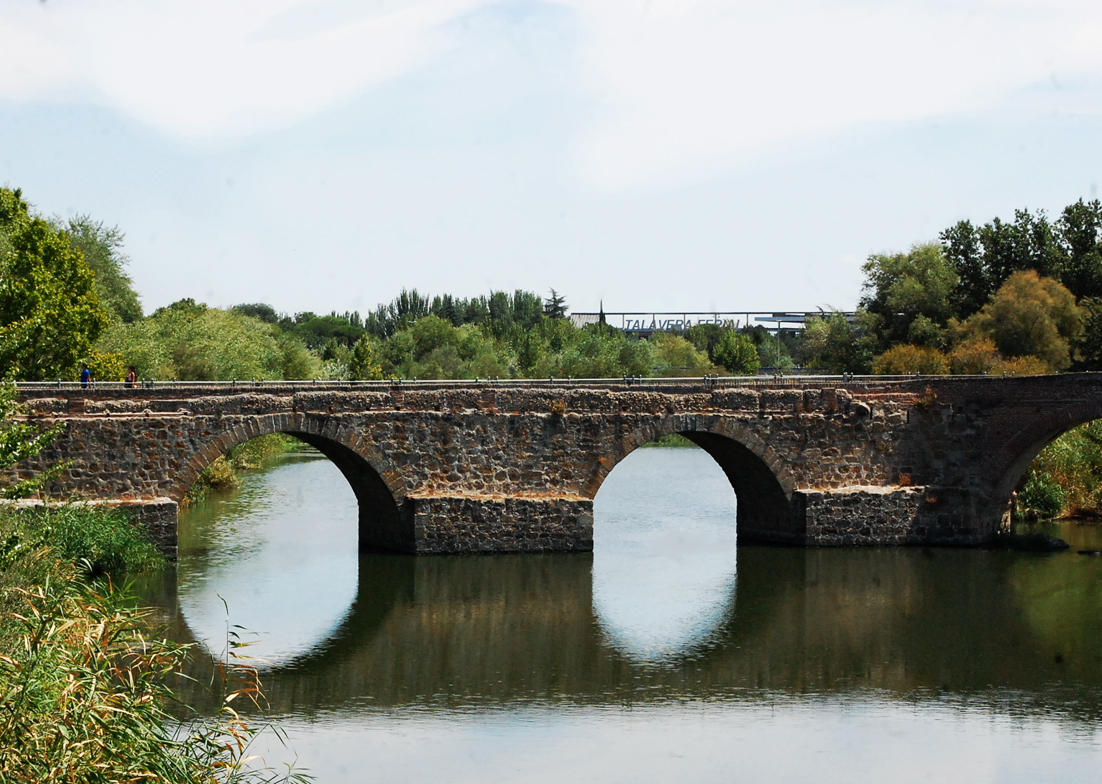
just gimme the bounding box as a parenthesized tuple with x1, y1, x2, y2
(11, 373, 1020, 393)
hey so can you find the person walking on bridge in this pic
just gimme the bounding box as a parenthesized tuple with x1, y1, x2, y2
(79, 364, 92, 388)
(125, 366, 137, 388)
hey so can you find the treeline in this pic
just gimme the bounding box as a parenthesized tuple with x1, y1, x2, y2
(807, 198, 1102, 376)
(0, 186, 781, 382)
(4, 183, 1102, 384)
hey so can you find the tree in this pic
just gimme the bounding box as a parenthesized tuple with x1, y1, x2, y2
(798, 312, 875, 374)
(955, 270, 1082, 371)
(1055, 199, 1102, 301)
(0, 383, 67, 498)
(349, 335, 384, 380)
(0, 189, 109, 381)
(860, 243, 959, 349)
(871, 344, 949, 375)
(59, 216, 142, 323)
(713, 331, 760, 376)
(649, 332, 712, 376)
(543, 289, 568, 320)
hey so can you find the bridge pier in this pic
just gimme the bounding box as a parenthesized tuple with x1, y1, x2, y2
(406, 495, 594, 554)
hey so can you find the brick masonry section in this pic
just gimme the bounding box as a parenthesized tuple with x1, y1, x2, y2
(8, 374, 1102, 554)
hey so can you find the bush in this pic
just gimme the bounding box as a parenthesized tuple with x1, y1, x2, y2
(713, 331, 760, 375)
(871, 344, 949, 375)
(14, 505, 164, 577)
(1018, 472, 1066, 519)
(0, 579, 310, 783)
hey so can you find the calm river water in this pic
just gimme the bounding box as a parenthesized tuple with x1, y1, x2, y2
(141, 446, 1102, 783)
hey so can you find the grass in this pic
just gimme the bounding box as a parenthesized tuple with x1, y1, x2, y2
(1019, 420, 1102, 520)
(640, 433, 698, 448)
(0, 503, 311, 783)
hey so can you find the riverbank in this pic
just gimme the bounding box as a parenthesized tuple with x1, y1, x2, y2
(0, 503, 308, 782)
(1020, 421, 1102, 520)
(186, 434, 307, 504)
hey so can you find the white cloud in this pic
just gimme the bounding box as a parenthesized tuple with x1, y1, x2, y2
(553, 0, 1102, 189)
(0, 0, 489, 142)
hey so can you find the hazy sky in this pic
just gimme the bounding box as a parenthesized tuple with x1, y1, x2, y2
(2, 0, 1101, 316)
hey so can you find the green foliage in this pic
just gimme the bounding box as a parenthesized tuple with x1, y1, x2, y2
(955, 270, 1082, 371)
(543, 289, 568, 319)
(58, 215, 143, 324)
(940, 200, 1102, 318)
(7, 505, 164, 577)
(1024, 421, 1102, 518)
(684, 323, 727, 363)
(861, 243, 958, 350)
(0, 577, 311, 783)
(640, 433, 696, 448)
(742, 327, 795, 371)
(713, 331, 760, 375)
(648, 332, 712, 376)
(349, 334, 384, 380)
(186, 434, 300, 504)
(798, 312, 875, 373)
(99, 299, 319, 381)
(871, 344, 949, 375)
(0, 384, 67, 500)
(1018, 472, 1067, 519)
(0, 189, 109, 381)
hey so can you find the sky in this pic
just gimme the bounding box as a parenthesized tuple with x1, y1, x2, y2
(1, 0, 1101, 317)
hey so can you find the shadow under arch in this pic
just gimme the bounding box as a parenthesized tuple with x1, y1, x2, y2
(173, 414, 413, 552)
(586, 416, 802, 543)
(987, 400, 1102, 522)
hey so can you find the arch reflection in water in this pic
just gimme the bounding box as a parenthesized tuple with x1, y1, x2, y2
(592, 445, 738, 663)
(176, 452, 359, 667)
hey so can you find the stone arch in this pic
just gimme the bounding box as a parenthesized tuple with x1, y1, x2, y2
(987, 400, 1102, 520)
(175, 413, 413, 552)
(584, 414, 800, 543)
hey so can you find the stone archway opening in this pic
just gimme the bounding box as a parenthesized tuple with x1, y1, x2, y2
(176, 426, 412, 554)
(591, 433, 740, 662)
(1000, 417, 1102, 524)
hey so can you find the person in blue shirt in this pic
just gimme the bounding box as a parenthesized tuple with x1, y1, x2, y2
(79, 364, 92, 388)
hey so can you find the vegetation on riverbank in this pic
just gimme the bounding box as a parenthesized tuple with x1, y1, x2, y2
(1018, 421, 1102, 521)
(186, 434, 306, 505)
(0, 503, 311, 782)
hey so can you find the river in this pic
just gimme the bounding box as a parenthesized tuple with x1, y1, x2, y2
(141, 445, 1102, 783)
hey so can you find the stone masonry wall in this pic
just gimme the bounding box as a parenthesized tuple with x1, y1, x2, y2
(9, 375, 1102, 554)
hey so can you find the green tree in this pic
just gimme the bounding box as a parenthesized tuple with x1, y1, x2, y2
(871, 344, 949, 375)
(59, 216, 142, 324)
(713, 331, 760, 375)
(0, 190, 109, 381)
(649, 332, 712, 376)
(860, 243, 959, 349)
(349, 335, 384, 380)
(798, 312, 875, 373)
(543, 289, 568, 319)
(956, 270, 1082, 371)
(98, 300, 316, 381)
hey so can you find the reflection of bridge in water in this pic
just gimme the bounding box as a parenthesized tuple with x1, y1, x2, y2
(149, 538, 1102, 723)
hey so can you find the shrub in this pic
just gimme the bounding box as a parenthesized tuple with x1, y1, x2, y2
(713, 331, 760, 375)
(947, 336, 1004, 375)
(16, 505, 164, 576)
(1018, 471, 1066, 519)
(871, 344, 949, 375)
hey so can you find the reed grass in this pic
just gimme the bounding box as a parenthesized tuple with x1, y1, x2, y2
(0, 504, 311, 783)
(1019, 420, 1102, 520)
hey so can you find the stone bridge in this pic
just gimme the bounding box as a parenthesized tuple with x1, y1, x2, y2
(8, 374, 1102, 555)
